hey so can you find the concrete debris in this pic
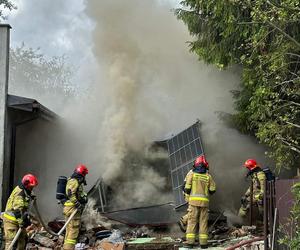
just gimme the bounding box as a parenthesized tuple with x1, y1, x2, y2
(229, 226, 258, 238)
(22, 212, 265, 250)
(32, 234, 56, 248)
(75, 243, 89, 249)
(104, 229, 124, 244)
(130, 226, 151, 238)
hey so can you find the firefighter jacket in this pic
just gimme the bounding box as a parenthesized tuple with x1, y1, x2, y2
(64, 177, 87, 208)
(3, 185, 31, 225)
(183, 169, 193, 202)
(244, 169, 266, 202)
(184, 170, 216, 207)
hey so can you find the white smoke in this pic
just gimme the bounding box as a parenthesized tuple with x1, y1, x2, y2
(9, 0, 274, 219)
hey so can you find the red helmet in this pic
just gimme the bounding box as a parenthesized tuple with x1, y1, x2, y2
(75, 164, 89, 176)
(244, 159, 258, 171)
(22, 174, 38, 189)
(194, 155, 209, 168)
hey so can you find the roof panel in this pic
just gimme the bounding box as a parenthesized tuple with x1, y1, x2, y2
(7, 94, 57, 120)
(166, 121, 205, 208)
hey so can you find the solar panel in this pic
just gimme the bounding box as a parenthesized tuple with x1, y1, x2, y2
(166, 121, 205, 208)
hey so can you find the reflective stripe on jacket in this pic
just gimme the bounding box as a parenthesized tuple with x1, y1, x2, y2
(185, 172, 216, 207)
(64, 178, 86, 208)
(245, 170, 266, 201)
(4, 186, 30, 224)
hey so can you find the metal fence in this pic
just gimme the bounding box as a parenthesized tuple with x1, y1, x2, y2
(262, 178, 299, 250)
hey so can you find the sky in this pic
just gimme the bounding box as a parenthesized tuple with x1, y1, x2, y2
(2, 0, 180, 88)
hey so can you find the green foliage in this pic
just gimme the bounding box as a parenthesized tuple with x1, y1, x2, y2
(279, 182, 300, 248)
(176, 0, 300, 169)
(10, 44, 74, 106)
(0, 0, 16, 20)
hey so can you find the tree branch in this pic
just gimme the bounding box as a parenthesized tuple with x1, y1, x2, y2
(277, 137, 300, 154)
(265, 20, 300, 48)
(285, 121, 300, 129)
(286, 53, 300, 58)
(267, 0, 300, 12)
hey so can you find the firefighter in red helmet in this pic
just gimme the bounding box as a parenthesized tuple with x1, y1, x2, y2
(63, 164, 89, 250)
(184, 155, 216, 248)
(178, 156, 210, 232)
(3, 174, 38, 249)
(238, 159, 266, 219)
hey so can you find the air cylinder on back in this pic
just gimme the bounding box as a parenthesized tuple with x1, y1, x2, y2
(56, 176, 67, 201)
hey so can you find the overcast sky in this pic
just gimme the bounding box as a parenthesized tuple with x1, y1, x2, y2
(2, 0, 180, 87)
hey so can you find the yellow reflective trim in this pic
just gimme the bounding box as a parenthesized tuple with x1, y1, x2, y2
(199, 234, 208, 239)
(194, 174, 209, 179)
(190, 197, 209, 202)
(64, 201, 75, 206)
(65, 239, 76, 245)
(185, 184, 192, 188)
(3, 213, 17, 222)
(186, 233, 196, 239)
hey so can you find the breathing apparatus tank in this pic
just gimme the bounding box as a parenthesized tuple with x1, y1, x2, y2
(56, 176, 67, 203)
(262, 167, 276, 181)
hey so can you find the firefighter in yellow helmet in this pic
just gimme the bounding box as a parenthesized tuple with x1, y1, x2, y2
(238, 159, 266, 219)
(184, 156, 216, 249)
(3, 174, 38, 250)
(63, 164, 89, 250)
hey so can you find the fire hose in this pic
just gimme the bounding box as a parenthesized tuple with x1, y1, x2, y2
(32, 199, 78, 237)
(225, 236, 264, 250)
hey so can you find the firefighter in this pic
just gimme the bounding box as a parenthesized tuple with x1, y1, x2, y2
(178, 157, 210, 233)
(184, 156, 216, 249)
(238, 159, 266, 219)
(63, 164, 89, 250)
(3, 174, 38, 250)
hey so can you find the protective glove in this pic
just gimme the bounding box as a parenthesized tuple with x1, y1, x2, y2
(22, 212, 31, 228)
(241, 196, 248, 207)
(79, 195, 88, 205)
(75, 200, 83, 210)
(17, 218, 24, 228)
(254, 193, 263, 201)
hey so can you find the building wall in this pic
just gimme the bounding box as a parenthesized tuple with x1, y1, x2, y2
(0, 25, 10, 209)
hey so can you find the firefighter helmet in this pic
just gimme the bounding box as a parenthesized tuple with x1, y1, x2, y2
(75, 164, 89, 176)
(244, 159, 258, 171)
(22, 174, 38, 189)
(194, 155, 209, 168)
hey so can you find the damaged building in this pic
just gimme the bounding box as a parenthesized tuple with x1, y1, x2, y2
(89, 120, 226, 229)
(0, 25, 57, 209)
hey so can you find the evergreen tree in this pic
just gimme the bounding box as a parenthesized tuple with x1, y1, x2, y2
(176, 0, 300, 169)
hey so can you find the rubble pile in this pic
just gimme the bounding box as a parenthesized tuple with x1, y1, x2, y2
(22, 213, 265, 250)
